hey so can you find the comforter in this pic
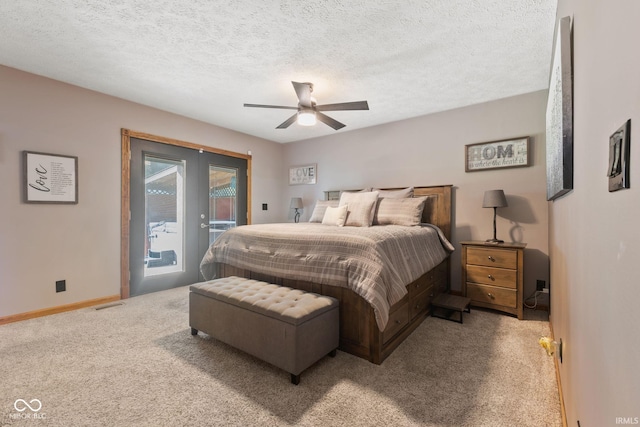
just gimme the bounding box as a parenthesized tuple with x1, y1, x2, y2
(200, 223, 454, 331)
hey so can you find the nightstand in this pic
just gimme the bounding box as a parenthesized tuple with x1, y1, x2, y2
(461, 241, 526, 320)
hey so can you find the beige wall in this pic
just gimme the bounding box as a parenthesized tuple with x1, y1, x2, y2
(550, 1, 640, 425)
(0, 66, 551, 319)
(283, 91, 550, 297)
(0, 66, 285, 317)
(0, 66, 552, 335)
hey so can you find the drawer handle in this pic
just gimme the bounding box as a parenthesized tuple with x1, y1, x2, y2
(488, 274, 494, 280)
(429, 293, 434, 297)
(488, 256, 495, 262)
(396, 320, 402, 324)
(415, 304, 420, 309)
(487, 293, 495, 299)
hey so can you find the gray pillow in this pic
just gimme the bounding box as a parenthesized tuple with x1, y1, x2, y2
(373, 187, 414, 198)
(373, 196, 428, 226)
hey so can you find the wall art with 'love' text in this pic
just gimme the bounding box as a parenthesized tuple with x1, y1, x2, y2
(23, 151, 78, 204)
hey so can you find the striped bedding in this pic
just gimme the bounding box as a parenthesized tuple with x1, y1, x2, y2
(200, 223, 454, 331)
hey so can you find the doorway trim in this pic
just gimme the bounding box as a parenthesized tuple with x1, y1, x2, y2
(121, 128, 252, 299)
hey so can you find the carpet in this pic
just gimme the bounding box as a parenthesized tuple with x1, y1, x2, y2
(0, 286, 561, 426)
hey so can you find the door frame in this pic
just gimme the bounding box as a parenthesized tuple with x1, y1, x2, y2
(120, 128, 252, 299)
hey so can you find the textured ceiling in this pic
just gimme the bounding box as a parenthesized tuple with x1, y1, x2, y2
(0, 1, 557, 143)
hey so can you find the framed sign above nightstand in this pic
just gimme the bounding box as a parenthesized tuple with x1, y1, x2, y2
(465, 137, 530, 172)
(461, 241, 526, 320)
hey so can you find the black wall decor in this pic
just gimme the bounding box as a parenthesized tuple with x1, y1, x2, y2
(608, 120, 631, 192)
(546, 16, 573, 201)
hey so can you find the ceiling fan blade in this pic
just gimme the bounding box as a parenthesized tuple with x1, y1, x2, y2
(292, 81, 312, 107)
(244, 103, 298, 110)
(276, 113, 298, 129)
(316, 101, 369, 111)
(316, 112, 346, 130)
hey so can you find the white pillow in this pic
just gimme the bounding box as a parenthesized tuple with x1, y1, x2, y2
(339, 191, 379, 227)
(322, 205, 348, 226)
(309, 200, 340, 223)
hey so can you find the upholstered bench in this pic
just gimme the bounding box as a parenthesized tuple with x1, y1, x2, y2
(189, 276, 339, 385)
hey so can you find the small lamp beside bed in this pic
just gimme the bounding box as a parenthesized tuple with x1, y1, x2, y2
(290, 197, 303, 223)
(482, 189, 508, 243)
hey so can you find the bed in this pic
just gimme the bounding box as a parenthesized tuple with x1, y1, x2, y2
(200, 185, 453, 364)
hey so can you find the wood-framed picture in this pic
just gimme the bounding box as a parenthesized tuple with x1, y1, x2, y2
(465, 136, 530, 172)
(23, 151, 78, 204)
(289, 163, 316, 185)
(608, 119, 631, 192)
(546, 16, 574, 201)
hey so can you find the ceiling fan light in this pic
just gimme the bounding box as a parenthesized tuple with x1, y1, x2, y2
(297, 110, 316, 126)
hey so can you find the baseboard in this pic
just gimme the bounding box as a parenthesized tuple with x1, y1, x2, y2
(549, 318, 568, 427)
(0, 295, 121, 326)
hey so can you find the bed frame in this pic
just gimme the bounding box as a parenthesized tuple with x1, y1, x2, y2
(215, 185, 452, 364)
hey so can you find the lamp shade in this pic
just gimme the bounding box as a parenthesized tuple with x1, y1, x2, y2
(482, 190, 508, 208)
(290, 197, 303, 209)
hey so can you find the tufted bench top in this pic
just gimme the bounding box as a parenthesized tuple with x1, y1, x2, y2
(190, 276, 338, 326)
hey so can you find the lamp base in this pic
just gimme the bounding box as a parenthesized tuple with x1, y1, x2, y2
(485, 238, 504, 244)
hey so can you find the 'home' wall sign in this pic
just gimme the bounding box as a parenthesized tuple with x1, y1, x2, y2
(465, 137, 530, 172)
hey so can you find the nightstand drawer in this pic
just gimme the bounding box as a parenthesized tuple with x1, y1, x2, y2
(466, 265, 517, 288)
(383, 302, 409, 343)
(467, 247, 517, 269)
(467, 283, 517, 308)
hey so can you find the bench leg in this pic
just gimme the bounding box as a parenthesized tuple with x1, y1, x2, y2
(290, 373, 300, 385)
(190, 328, 198, 336)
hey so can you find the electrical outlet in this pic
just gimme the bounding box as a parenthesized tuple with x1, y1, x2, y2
(536, 280, 545, 291)
(56, 280, 66, 293)
(262, 203, 268, 211)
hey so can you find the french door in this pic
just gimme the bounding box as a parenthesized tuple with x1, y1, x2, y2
(128, 137, 247, 296)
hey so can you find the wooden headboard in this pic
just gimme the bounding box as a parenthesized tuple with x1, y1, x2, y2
(324, 185, 453, 240)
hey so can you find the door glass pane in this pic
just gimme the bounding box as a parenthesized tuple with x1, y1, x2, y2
(144, 156, 184, 276)
(209, 166, 237, 245)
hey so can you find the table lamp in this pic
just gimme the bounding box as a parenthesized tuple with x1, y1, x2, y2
(290, 197, 303, 223)
(482, 190, 508, 243)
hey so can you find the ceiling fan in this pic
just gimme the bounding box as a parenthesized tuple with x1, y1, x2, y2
(244, 81, 369, 130)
